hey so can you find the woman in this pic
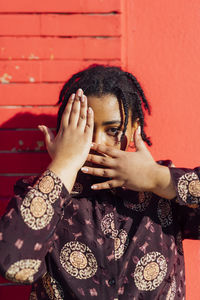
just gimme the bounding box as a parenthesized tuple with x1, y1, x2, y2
(0, 65, 199, 299)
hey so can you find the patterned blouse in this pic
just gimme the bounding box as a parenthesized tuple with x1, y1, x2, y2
(0, 165, 200, 300)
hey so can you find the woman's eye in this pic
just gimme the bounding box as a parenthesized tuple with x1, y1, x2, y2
(107, 128, 121, 136)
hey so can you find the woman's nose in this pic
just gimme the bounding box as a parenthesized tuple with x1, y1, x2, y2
(92, 131, 104, 145)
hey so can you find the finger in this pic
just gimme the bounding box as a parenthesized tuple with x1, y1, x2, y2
(134, 126, 147, 152)
(90, 143, 121, 158)
(91, 179, 124, 190)
(85, 106, 94, 137)
(86, 154, 115, 167)
(61, 93, 75, 128)
(38, 125, 54, 146)
(77, 95, 87, 130)
(81, 166, 115, 178)
(69, 88, 82, 127)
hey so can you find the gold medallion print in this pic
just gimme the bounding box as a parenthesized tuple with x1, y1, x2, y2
(101, 213, 118, 238)
(188, 180, 200, 197)
(157, 199, 173, 227)
(39, 176, 54, 194)
(60, 241, 98, 279)
(114, 230, 128, 260)
(178, 172, 200, 204)
(42, 273, 64, 300)
(30, 197, 47, 218)
(20, 169, 63, 230)
(20, 190, 54, 230)
(143, 262, 159, 281)
(70, 251, 88, 269)
(134, 252, 167, 291)
(114, 238, 121, 250)
(6, 259, 41, 283)
(35, 170, 62, 204)
(101, 213, 128, 260)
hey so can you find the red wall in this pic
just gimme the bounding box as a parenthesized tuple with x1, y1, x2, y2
(0, 0, 199, 299)
(125, 1, 200, 299)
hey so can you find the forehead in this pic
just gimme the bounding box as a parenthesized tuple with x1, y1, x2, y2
(87, 94, 123, 122)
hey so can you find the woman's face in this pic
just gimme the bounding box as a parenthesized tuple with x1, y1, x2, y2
(87, 94, 138, 151)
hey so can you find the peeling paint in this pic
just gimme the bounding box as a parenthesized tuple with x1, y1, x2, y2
(28, 53, 39, 60)
(35, 141, 44, 151)
(15, 66, 20, 70)
(50, 54, 54, 60)
(8, 56, 12, 60)
(18, 140, 24, 146)
(1, 47, 5, 52)
(0, 73, 12, 84)
(29, 77, 35, 83)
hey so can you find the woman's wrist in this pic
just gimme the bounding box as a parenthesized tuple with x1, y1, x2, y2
(48, 160, 79, 193)
(151, 164, 176, 199)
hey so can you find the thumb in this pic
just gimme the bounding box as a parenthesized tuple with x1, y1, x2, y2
(134, 126, 147, 152)
(38, 125, 55, 147)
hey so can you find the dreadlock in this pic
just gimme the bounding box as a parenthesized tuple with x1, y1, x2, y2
(57, 64, 152, 146)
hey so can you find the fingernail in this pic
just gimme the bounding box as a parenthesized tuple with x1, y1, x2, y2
(38, 125, 44, 131)
(78, 89, 82, 97)
(88, 107, 92, 114)
(81, 95, 85, 103)
(91, 185, 97, 190)
(137, 126, 141, 135)
(81, 167, 88, 172)
(71, 93, 75, 100)
(91, 142, 94, 147)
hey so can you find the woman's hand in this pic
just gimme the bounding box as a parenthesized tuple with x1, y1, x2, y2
(81, 127, 156, 191)
(39, 89, 94, 192)
(81, 127, 176, 199)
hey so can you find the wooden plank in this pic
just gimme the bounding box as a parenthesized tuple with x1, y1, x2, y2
(0, 0, 121, 13)
(0, 14, 120, 37)
(0, 130, 48, 152)
(0, 83, 62, 105)
(0, 153, 51, 173)
(0, 107, 58, 128)
(0, 15, 40, 36)
(0, 37, 121, 60)
(0, 60, 120, 83)
(41, 14, 121, 37)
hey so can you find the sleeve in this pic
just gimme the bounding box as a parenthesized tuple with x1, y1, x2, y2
(169, 167, 200, 240)
(0, 169, 71, 284)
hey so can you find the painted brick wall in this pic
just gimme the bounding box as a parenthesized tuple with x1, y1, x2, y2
(0, 1, 122, 299)
(0, 1, 200, 300)
(0, 0, 121, 200)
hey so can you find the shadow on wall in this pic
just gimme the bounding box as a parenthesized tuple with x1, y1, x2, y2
(0, 111, 57, 300)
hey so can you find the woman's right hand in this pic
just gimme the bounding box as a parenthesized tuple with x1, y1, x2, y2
(38, 89, 94, 192)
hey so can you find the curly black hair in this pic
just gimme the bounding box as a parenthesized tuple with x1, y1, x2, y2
(57, 64, 151, 146)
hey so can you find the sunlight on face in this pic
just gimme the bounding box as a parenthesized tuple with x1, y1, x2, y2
(87, 94, 138, 151)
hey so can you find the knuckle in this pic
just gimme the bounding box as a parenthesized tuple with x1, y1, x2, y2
(100, 157, 106, 164)
(86, 123, 92, 129)
(80, 114, 86, 120)
(102, 170, 108, 177)
(72, 108, 79, 114)
(108, 182, 114, 189)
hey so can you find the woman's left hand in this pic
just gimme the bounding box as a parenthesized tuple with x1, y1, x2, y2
(81, 128, 157, 191)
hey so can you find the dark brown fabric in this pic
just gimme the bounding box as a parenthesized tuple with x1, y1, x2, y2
(0, 167, 200, 300)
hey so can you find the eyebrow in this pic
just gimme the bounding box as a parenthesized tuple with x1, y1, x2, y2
(102, 120, 121, 126)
